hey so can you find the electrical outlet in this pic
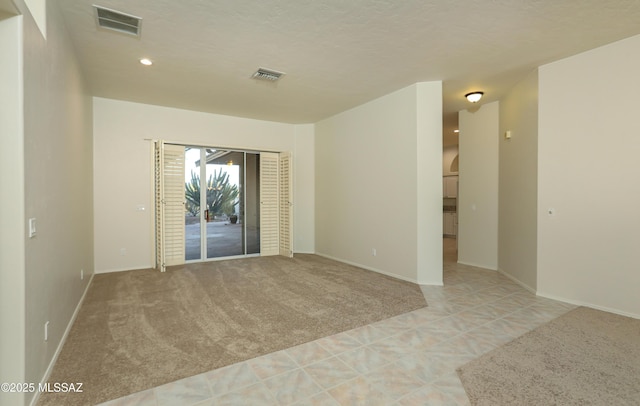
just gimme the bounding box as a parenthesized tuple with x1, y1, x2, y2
(81, 269, 84, 280)
(120, 248, 127, 256)
(44, 321, 49, 341)
(372, 248, 377, 257)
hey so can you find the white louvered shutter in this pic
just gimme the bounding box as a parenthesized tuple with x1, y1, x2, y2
(260, 152, 279, 256)
(162, 144, 186, 268)
(279, 152, 293, 257)
(154, 141, 164, 270)
(155, 141, 186, 270)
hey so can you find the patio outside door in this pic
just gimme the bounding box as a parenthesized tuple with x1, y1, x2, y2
(184, 147, 260, 261)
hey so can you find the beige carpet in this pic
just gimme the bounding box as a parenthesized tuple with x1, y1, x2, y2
(38, 254, 426, 405)
(457, 307, 640, 405)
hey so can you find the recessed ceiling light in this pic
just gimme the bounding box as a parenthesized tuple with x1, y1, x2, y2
(139, 58, 153, 66)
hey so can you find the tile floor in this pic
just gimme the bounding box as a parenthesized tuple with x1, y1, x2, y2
(99, 239, 575, 405)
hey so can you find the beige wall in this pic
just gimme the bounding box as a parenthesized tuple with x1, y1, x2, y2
(293, 124, 315, 253)
(458, 102, 499, 270)
(0, 13, 26, 406)
(315, 82, 443, 284)
(23, 1, 94, 401)
(93, 98, 315, 272)
(416, 82, 445, 285)
(538, 34, 640, 317)
(498, 70, 539, 290)
(0, 2, 94, 405)
(443, 145, 459, 176)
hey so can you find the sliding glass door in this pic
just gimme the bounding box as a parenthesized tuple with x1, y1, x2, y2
(184, 147, 260, 261)
(155, 140, 291, 271)
(184, 147, 203, 260)
(245, 153, 261, 255)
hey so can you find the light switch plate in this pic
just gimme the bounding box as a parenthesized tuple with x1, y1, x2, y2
(29, 218, 37, 238)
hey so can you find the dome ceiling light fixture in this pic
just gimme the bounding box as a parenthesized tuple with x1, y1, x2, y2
(465, 91, 484, 103)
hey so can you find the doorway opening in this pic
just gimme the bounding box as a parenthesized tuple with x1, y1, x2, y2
(443, 149, 459, 265)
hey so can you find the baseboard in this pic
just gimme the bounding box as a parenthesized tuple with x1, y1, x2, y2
(456, 260, 498, 271)
(419, 279, 444, 287)
(496, 268, 536, 294)
(495, 269, 640, 319)
(30, 273, 95, 406)
(314, 252, 420, 285)
(94, 265, 153, 274)
(535, 291, 640, 320)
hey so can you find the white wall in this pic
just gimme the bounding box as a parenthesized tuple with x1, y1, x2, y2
(538, 34, 640, 318)
(93, 98, 314, 272)
(498, 70, 538, 290)
(458, 102, 499, 270)
(0, 13, 26, 406)
(315, 82, 443, 284)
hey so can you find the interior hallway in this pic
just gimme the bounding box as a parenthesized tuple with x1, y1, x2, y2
(443, 237, 457, 265)
(95, 240, 575, 406)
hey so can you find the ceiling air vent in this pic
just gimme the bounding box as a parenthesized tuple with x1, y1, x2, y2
(94, 5, 142, 37)
(252, 67, 285, 82)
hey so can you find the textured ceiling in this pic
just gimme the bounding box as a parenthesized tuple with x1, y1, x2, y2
(55, 0, 640, 145)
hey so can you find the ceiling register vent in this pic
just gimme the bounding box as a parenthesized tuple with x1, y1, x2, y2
(252, 67, 285, 82)
(94, 5, 142, 37)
